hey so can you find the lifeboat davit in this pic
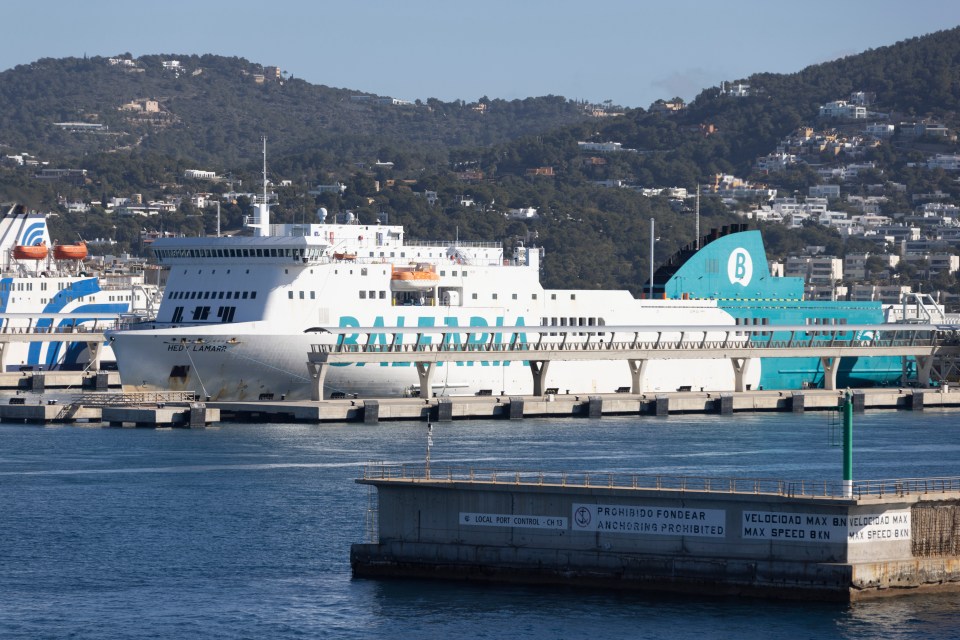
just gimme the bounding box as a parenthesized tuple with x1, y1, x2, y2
(13, 241, 47, 260)
(53, 241, 88, 260)
(391, 264, 440, 290)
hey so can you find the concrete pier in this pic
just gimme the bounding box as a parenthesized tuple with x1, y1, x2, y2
(351, 467, 960, 601)
(2, 387, 957, 427)
(209, 387, 959, 424)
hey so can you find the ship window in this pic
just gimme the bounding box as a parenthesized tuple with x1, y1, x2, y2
(218, 292, 224, 299)
(571, 294, 576, 300)
(472, 293, 477, 300)
(532, 294, 537, 300)
(361, 268, 368, 276)
(251, 292, 257, 299)
(452, 271, 457, 276)
(401, 253, 405, 258)
(492, 293, 498, 300)
(288, 292, 293, 299)
(440, 271, 445, 276)
(227, 292, 233, 299)
(299, 292, 304, 299)
(368, 290, 375, 299)
(234, 292, 240, 298)
(551, 294, 556, 300)
(310, 292, 316, 300)
(512, 293, 517, 300)
(359, 291, 366, 299)
(242, 292, 249, 299)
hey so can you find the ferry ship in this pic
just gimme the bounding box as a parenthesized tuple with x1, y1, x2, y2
(107, 193, 918, 400)
(0, 204, 162, 370)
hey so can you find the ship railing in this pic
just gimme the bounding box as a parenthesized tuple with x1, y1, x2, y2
(406, 240, 503, 249)
(359, 464, 960, 500)
(0, 322, 118, 334)
(312, 334, 941, 354)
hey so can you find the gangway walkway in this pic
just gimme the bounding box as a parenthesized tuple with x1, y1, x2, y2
(306, 323, 960, 400)
(0, 312, 117, 371)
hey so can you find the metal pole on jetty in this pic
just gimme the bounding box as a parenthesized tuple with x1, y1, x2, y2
(426, 422, 433, 479)
(842, 391, 854, 498)
(648, 217, 655, 299)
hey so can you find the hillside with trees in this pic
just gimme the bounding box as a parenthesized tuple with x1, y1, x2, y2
(1, 28, 959, 300)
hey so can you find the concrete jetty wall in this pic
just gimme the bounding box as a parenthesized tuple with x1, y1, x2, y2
(351, 474, 960, 601)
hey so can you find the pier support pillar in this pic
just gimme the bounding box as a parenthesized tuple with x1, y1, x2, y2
(415, 362, 435, 399)
(654, 394, 669, 416)
(790, 392, 805, 413)
(730, 357, 752, 392)
(189, 403, 208, 428)
(820, 356, 839, 390)
(434, 398, 452, 422)
(363, 400, 380, 424)
(86, 341, 102, 371)
(529, 361, 550, 397)
(715, 393, 733, 415)
(910, 390, 925, 411)
(307, 361, 329, 401)
(915, 355, 934, 388)
(627, 359, 647, 394)
(851, 390, 865, 413)
(587, 396, 602, 419)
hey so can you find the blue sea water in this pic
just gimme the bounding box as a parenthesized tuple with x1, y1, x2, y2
(2, 410, 960, 639)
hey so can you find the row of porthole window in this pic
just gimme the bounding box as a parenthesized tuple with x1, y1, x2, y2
(157, 247, 322, 259)
(169, 290, 257, 300)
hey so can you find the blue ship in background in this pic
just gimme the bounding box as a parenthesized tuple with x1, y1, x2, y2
(650, 224, 917, 389)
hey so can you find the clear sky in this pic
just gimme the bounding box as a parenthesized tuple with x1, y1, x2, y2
(4, 0, 959, 108)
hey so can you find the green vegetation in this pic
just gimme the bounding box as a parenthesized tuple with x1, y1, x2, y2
(0, 28, 958, 298)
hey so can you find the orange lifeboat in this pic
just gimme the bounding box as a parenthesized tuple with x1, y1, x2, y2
(391, 264, 440, 290)
(332, 252, 357, 261)
(53, 241, 88, 260)
(13, 241, 47, 260)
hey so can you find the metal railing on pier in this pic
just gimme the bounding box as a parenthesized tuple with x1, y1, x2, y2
(359, 463, 960, 501)
(67, 391, 197, 407)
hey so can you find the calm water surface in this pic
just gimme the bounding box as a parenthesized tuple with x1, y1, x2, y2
(2, 410, 960, 639)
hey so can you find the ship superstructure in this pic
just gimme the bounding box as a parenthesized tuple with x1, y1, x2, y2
(107, 195, 912, 400)
(0, 204, 162, 370)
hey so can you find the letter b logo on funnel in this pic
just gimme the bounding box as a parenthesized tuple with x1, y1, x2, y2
(727, 248, 752, 286)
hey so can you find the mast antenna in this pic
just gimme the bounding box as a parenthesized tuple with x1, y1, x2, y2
(695, 184, 700, 250)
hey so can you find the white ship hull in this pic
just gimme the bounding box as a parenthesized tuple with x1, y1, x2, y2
(112, 303, 758, 401)
(109, 190, 769, 400)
